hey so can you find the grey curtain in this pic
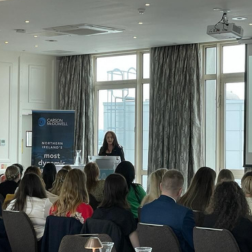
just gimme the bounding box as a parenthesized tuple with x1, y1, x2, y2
(148, 44, 203, 188)
(58, 55, 93, 163)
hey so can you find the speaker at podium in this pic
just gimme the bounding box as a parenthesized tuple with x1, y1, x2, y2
(88, 156, 121, 179)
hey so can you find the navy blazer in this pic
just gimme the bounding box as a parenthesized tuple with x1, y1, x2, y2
(141, 195, 195, 252)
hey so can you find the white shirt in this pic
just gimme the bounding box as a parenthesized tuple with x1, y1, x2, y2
(6, 196, 52, 240)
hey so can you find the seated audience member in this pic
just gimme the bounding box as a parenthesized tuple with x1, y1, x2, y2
(242, 171, 252, 183)
(12, 163, 24, 180)
(141, 168, 168, 206)
(203, 181, 252, 252)
(42, 163, 57, 190)
(91, 173, 140, 252)
(49, 169, 68, 196)
(84, 162, 105, 202)
(0, 165, 20, 199)
(115, 161, 146, 220)
(25, 166, 58, 203)
(178, 167, 216, 212)
(241, 176, 252, 213)
(49, 169, 93, 223)
(217, 169, 234, 184)
(61, 165, 72, 171)
(141, 170, 195, 252)
(4, 173, 52, 240)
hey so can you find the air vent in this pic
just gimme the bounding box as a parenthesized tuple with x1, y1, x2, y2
(44, 23, 124, 36)
(44, 50, 75, 55)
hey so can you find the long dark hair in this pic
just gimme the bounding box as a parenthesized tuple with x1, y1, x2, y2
(101, 131, 119, 151)
(42, 163, 57, 190)
(178, 167, 216, 212)
(115, 161, 141, 203)
(4, 173, 47, 211)
(207, 181, 249, 230)
(84, 162, 100, 192)
(99, 174, 129, 209)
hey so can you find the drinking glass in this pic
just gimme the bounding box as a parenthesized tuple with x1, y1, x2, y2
(99, 242, 114, 252)
(74, 150, 82, 165)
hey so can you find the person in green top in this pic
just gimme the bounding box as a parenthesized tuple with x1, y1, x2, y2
(115, 161, 146, 220)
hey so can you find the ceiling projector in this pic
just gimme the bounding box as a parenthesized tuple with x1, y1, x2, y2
(207, 12, 243, 40)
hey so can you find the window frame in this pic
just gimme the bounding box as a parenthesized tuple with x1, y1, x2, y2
(92, 49, 150, 184)
(202, 41, 245, 180)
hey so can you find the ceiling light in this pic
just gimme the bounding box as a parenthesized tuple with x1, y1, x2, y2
(145, 3, 150, 6)
(25, 20, 30, 24)
(133, 36, 137, 39)
(249, 23, 252, 26)
(138, 22, 143, 25)
(5, 41, 8, 44)
(213, 8, 221, 11)
(232, 17, 247, 21)
(35, 45, 38, 48)
(34, 35, 38, 38)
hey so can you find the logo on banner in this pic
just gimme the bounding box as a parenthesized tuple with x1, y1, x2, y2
(38, 117, 68, 127)
(38, 117, 46, 127)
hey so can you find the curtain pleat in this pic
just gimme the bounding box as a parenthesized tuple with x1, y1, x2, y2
(58, 55, 93, 163)
(148, 44, 203, 188)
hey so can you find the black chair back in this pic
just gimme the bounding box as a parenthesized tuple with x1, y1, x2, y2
(81, 218, 118, 252)
(137, 223, 181, 252)
(2, 210, 38, 252)
(193, 227, 240, 252)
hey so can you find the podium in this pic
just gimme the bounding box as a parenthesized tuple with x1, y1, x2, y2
(88, 156, 121, 179)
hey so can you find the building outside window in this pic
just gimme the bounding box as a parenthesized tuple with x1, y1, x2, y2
(203, 43, 245, 183)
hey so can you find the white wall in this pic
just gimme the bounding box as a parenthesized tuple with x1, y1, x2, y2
(0, 50, 56, 169)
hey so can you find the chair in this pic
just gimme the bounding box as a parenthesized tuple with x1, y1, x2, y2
(81, 218, 119, 252)
(0, 218, 12, 252)
(59, 234, 115, 252)
(2, 210, 38, 252)
(137, 223, 181, 252)
(193, 210, 205, 226)
(41, 215, 83, 252)
(193, 227, 240, 252)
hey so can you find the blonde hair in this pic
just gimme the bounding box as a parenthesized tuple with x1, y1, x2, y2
(50, 169, 68, 196)
(52, 169, 89, 216)
(217, 169, 234, 184)
(5, 165, 20, 181)
(141, 168, 168, 206)
(242, 176, 252, 196)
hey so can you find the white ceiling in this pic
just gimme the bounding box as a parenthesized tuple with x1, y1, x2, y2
(0, 0, 252, 56)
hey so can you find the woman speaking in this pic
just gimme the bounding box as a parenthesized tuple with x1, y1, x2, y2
(98, 131, 125, 161)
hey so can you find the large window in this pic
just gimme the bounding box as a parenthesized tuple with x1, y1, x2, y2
(94, 52, 150, 187)
(203, 43, 245, 180)
(98, 88, 136, 164)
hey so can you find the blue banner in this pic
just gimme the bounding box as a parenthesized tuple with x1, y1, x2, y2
(32, 110, 75, 168)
